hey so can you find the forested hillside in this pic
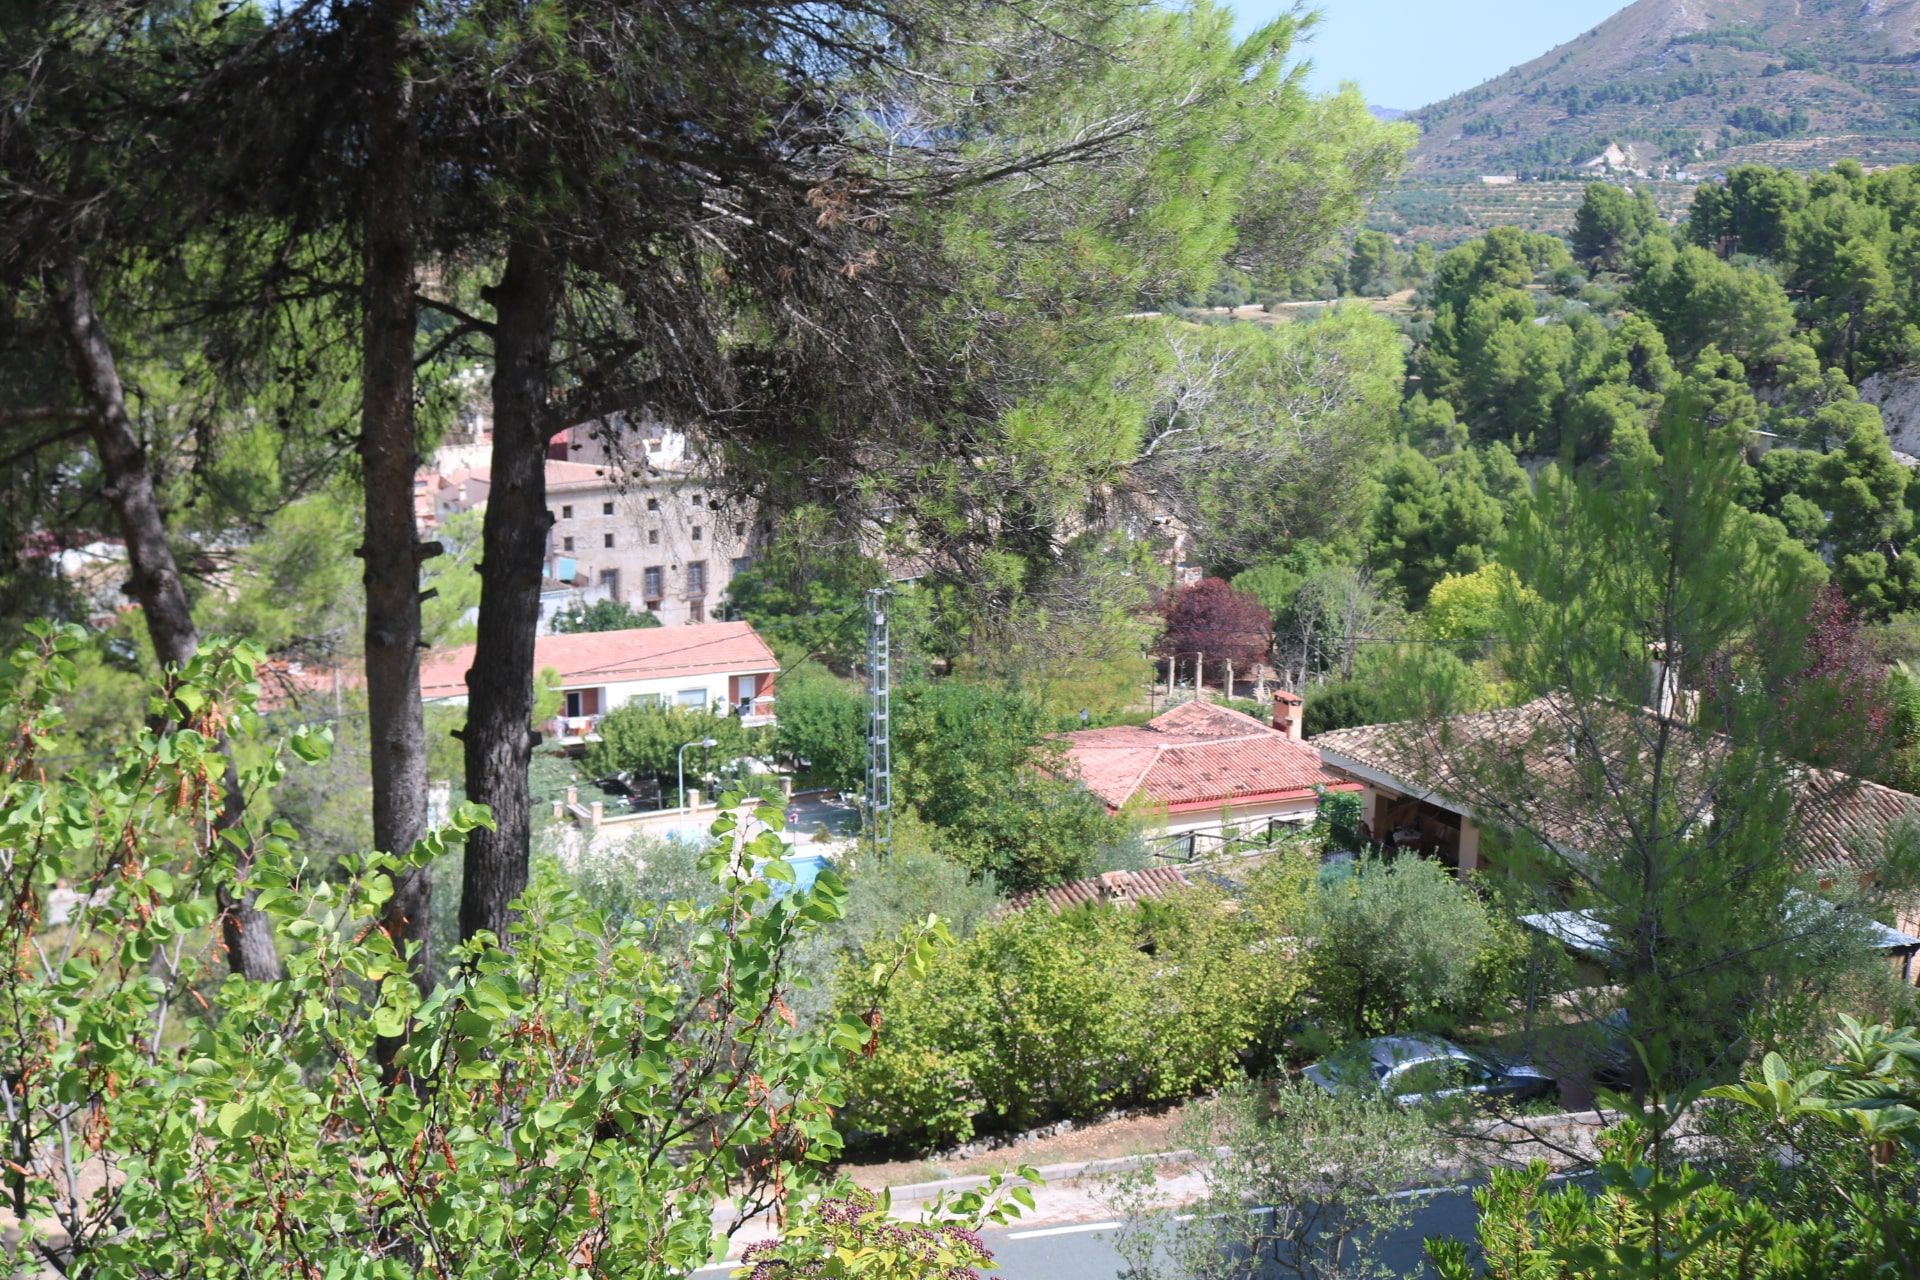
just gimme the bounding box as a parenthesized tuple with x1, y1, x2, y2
(1224, 162, 1920, 792)
(1410, 0, 1920, 177)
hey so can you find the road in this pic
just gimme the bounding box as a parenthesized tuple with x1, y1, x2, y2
(978, 1185, 1482, 1280)
(784, 790, 860, 840)
(694, 1180, 1509, 1278)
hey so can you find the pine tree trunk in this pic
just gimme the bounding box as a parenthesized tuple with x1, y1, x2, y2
(459, 238, 559, 945)
(53, 255, 282, 983)
(359, 0, 433, 985)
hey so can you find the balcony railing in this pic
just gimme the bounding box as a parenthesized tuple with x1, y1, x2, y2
(734, 694, 775, 725)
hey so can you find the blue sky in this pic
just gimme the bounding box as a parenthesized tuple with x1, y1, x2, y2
(1231, 0, 1628, 111)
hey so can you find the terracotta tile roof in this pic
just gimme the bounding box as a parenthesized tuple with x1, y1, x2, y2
(419, 621, 777, 699)
(544, 460, 617, 490)
(1004, 866, 1196, 915)
(1060, 701, 1351, 812)
(1313, 694, 1920, 875)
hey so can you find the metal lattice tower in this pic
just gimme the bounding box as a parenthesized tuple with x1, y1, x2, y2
(864, 586, 893, 857)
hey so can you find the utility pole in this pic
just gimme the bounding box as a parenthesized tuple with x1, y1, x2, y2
(864, 586, 893, 857)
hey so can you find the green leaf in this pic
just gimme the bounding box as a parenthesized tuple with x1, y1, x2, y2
(451, 800, 495, 833)
(289, 725, 334, 763)
(215, 1101, 249, 1137)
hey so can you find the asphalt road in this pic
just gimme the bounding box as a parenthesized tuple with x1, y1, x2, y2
(784, 790, 860, 839)
(980, 1185, 1483, 1280)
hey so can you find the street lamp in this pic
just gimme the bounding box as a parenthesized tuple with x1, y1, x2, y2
(678, 736, 719, 811)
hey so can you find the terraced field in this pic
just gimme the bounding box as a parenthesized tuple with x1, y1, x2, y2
(1369, 178, 1700, 246)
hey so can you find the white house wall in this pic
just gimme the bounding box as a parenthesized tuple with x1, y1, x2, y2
(1157, 795, 1321, 838)
(600, 671, 755, 712)
(423, 670, 768, 714)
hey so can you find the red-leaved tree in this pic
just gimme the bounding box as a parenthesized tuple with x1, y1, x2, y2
(1161, 577, 1272, 687)
(1793, 584, 1892, 764)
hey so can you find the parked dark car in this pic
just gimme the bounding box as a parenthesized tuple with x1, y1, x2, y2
(1303, 1034, 1555, 1108)
(592, 773, 663, 812)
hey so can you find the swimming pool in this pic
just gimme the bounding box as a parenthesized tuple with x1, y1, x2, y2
(776, 853, 832, 895)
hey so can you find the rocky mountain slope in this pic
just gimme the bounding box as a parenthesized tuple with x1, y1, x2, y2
(1410, 0, 1920, 176)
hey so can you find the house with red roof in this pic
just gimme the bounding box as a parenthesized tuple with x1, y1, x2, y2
(1314, 694, 1920, 888)
(418, 620, 779, 745)
(1059, 697, 1356, 842)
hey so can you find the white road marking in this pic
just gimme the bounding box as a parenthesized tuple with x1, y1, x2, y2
(1006, 1220, 1123, 1240)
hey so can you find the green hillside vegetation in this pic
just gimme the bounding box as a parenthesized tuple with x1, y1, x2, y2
(1369, 178, 1698, 246)
(1409, 0, 1920, 178)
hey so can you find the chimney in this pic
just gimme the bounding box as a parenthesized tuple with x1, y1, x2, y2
(1272, 690, 1304, 741)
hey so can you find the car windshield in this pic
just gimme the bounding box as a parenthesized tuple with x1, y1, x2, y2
(1391, 1055, 1494, 1096)
(1315, 1047, 1392, 1086)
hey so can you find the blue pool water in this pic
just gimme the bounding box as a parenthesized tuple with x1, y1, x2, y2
(779, 853, 831, 895)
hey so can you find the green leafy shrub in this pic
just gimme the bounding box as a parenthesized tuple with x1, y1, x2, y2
(1112, 1078, 1438, 1280)
(0, 623, 951, 1276)
(583, 700, 764, 786)
(1428, 1121, 1821, 1280)
(1306, 855, 1525, 1041)
(772, 661, 867, 791)
(895, 679, 1126, 892)
(837, 812, 1002, 953)
(1315, 787, 1364, 847)
(547, 597, 660, 633)
(1427, 1062, 1920, 1280)
(1303, 678, 1397, 736)
(776, 815, 1005, 1027)
(747, 1179, 1036, 1279)
(836, 852, 1318, 1151)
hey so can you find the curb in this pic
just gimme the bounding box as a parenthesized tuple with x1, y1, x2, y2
(878, 1149, 1199, 1203)
(867, 1107, 1618, 1202)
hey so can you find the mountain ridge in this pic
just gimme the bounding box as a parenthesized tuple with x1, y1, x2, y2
(1408, 0, 1920, 176)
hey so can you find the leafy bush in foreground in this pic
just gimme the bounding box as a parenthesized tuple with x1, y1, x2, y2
(0, 623, 976, 1277)
(835, 854, 1318, 1150)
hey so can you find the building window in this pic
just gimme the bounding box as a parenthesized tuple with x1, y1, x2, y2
(564, 690, 586, 718)
(648, 528, 659, 545)
(732, 556, 752, 577)
(734, 521, 746, 538)
(692, 493, 703, 507)
(603, 532, 615, 549)
(677, 688, 708, 708)
(691, 526, 703, 543)
(646, 496, 659, 512)
(598, 568, 620, 600)
(688, 599, 705, 623)
(562, 536, 575, 552)
(687, 560, 707, 594)
(560, 504, 573, 519)
(602, 501, 614, 515)
(643, 566, 664, 600)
